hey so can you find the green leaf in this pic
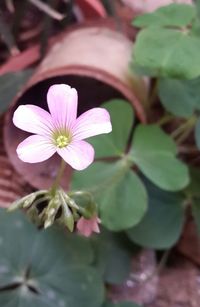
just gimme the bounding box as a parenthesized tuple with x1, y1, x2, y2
(184, 167, 200, 197)
(158, 77, 200, 118)
(91, 229, 132, 284)
(71, 160, 147, 231)
(0, 209, 104, 307)
(133, 27, 200, 79)
(0, 70, 33, 114)
(195, 118, 200, 149)
(130, 125, 189, 191)
(133, 4, 196, 28)
(89, 100, 134, 158)
(103, 302, 142, 307)
(126, 180, 185, 249)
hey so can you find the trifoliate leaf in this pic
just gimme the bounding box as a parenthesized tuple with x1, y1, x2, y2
(126, 180, 185, 249)
(130, 125, 190, 191)
(89, 100, 134, 158)
(71, 160, 147, 231)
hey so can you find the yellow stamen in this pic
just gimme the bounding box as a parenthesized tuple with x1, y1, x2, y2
(56, 135, 70, 148)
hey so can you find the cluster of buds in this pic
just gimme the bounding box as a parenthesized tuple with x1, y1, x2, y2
(8, 189, 100, 237)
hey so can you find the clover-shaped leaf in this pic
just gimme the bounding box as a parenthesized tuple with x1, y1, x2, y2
(89, 100, 134, 158)
(133, 27, 200, 79)
(126, 180, 185, 249)
(130, 125, 189, 191)
(132, 4, 200, 79)
(158, 77, 200, 118)
(91, 229, 132, 284)
(133, 4, 196, 28)
(0, 209, 104, 307)
(71, 160, 147, 231)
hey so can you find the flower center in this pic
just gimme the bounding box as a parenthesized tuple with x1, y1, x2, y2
(56, 135, 70, 148)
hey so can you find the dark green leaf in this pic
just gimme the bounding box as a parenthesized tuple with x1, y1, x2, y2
(91, 229, 132, 284)
(0, 209, 104, 307)
(133, 4, 195, 28)
(184, 167, 200, 197)
(71, 160, 147, 231)
(89, 100, 134, 158)
(133, 27, 200, 79)
(158, 77, 200, 118)
(126, 180, 185, 249)
(0, 70, 33, 114)
(130, 125, 189, 191)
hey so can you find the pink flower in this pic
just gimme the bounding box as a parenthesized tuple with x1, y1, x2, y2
(77, 215, 101, 237)
(13, 84, 112, 170)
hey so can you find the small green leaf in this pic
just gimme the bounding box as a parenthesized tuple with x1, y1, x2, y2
(0, 209, 104, 307)
(133, 27, 200, 79)
(92, 229, 132, 284)
(158, 77, 200, 118)
(133, 4, 196, 28)
(89, 100, 134, 158)
(130, 125, 189, 191)
(0, 70, 33, 114)
(126, 180, 185, 249)
(103, 302, 142, 307)
(195, 118, 200, 149)
(71, 160, 147, 231)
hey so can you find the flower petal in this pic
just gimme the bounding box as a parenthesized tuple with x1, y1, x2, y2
(57, 140, 94, 170)
(72, 108, 112, 141)
(77, 216, 101, 237)
(47, 84, 78, 129)
(13, 105, 53, 136)
(77, 217, 93, 237)
(17, 135, 56, 163)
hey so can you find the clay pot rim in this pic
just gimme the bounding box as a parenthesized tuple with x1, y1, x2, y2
(14, 64, 146, 123)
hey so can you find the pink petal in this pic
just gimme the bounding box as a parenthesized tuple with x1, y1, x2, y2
(13, 105, 53, 136)
(57, 140, 94, 170)
(77, 216, 101, 237)
(47, 84, 78, 130)
(17, 135, 56, 163)
(91, 219, 100, 233)
(72, 108, 112, 141)
(77, 217, 93, 237)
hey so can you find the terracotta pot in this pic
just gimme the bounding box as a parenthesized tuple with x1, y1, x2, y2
(4, 26, 147, 190)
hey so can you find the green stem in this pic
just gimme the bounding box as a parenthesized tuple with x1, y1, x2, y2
(176, 125, 194, 145)
(171, 116, 197, 139)
(50, 159, 66, 197)
(156, 114, 174, 126)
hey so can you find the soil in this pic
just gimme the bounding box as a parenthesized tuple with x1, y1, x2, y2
(147, 255, 200, 307)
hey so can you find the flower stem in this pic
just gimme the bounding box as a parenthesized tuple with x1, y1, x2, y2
(50, 159, 66, 197)
(171, 116, 197, 141)
(156, 114, 174, 126)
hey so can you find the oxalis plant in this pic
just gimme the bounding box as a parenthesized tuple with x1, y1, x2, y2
(2, 2, 200, 307)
